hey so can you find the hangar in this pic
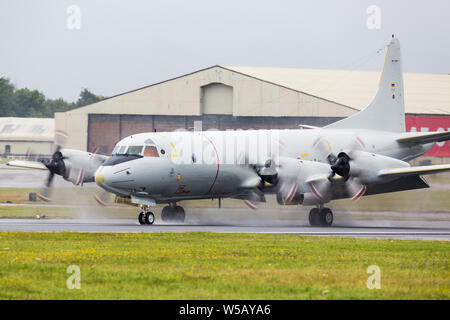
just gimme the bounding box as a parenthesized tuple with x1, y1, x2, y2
(55, 65, 450, 157)
(0, 117, 54, 157)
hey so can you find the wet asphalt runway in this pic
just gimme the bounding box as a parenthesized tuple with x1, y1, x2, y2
(1, 167, 449, 240)
(0, 218, 449, 240)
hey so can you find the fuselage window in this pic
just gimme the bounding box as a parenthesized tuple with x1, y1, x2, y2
(126, 146, 144, 156)
(143, 146, 159, 157)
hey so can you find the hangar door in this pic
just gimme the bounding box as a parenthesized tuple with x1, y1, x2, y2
(201, 83, 233, 115)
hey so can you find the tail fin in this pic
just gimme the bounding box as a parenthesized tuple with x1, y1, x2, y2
(326, 36, 405, 132)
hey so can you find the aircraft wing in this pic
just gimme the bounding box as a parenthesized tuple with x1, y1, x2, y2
(378, 164, 450, 178)
(397, 131, 450, 145)
(6, 160, 48, 170)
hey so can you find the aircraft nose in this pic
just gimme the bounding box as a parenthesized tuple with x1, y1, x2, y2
(95, 172, 105, 184)
(95, 166, 109, 188)
(94, 166, 120, 194)
(94, 165, 132, 195)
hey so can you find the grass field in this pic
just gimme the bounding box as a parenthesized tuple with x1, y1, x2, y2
(0, 232, 448, 299)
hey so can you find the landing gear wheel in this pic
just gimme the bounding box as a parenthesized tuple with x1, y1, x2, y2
(144, 212, 155, 225)
(174, 206, 185, 223)
(308, 208, 320, 227)
(320, 208, 333, 227)
(161, 206, 174, 222)
(138, 212, 145, 225)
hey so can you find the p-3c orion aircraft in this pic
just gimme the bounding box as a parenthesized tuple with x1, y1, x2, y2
(8, 36, 450, 227)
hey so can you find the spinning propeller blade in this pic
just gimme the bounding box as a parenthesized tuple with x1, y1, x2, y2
(309, 136, 367, 201)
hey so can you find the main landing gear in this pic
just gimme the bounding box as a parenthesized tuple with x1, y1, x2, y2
(308, 207, 333, 227)
(161, 204, 185, 223)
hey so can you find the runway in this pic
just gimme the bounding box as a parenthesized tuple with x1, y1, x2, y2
(0, 218, 449, 240)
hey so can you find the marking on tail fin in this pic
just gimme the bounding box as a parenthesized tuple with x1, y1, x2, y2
(379, 44, 389, 86)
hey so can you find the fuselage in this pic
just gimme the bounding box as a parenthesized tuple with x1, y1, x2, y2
(94, 128, 433, 203)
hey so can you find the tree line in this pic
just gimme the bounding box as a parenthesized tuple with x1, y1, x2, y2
(0, 77, 104, 118)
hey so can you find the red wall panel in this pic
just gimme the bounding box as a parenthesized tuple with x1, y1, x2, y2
(405, 115, 450, 157)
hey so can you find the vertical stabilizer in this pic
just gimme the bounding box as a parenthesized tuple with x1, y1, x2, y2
(326, 36, 406, 132)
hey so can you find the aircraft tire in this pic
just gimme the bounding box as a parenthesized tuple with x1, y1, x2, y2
(144, 212, 155, 225)
(320, 208, 333, 227)
(308, 208, 320, 227)
(138, 212, 145, 225)
(161, 206, 176, 222)
(174, 206, 185, 223)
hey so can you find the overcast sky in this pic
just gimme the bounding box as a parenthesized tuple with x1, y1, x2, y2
(1, 0, 449, 102)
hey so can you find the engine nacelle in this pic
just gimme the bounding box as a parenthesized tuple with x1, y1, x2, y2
(348, 150, 410, 184)
(59, 149, 108, 185)
(276, 192, 304, 205)
(275, 157, 332, 205)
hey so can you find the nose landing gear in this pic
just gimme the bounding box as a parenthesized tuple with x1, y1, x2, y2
(308, 207, 333, 227)
(138, 206, 155, 225)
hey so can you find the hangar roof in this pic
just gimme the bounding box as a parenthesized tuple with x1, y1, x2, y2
(62, 65, 449, 117)
(225, 66, 450, 115)
(0, 117, 54, 141)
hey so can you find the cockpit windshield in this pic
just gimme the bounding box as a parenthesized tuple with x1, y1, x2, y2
(126, 146, 144, 156)
(105, 141, 162, 166)
(112, 145, 128, 155)
(111, 145, 143, 156)
(111, 140, 162, 158)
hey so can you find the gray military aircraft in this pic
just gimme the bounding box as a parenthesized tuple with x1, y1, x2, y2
(8, 36, 450, 227)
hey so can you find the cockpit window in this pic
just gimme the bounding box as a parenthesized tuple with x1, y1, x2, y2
(111, 145, 119, 155)
(126, 146, 143, 156)
(116, 146, 127, 155)
(143, 146, 159, 157)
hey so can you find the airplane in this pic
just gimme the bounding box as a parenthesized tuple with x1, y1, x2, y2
(8, 36, 450, 227)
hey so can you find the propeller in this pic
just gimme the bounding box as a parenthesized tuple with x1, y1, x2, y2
(93, 190, 110, 206)
(309, 137, 367, 201)
(24, 147, 40, 162)
(37, 130, 68, 202)
(259, 157, 300, 205)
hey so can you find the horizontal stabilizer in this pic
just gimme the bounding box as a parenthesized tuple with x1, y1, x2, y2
(379, 164, 450, 178)
(397, 131, 450, 145)
(6, 160, 48, 170)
